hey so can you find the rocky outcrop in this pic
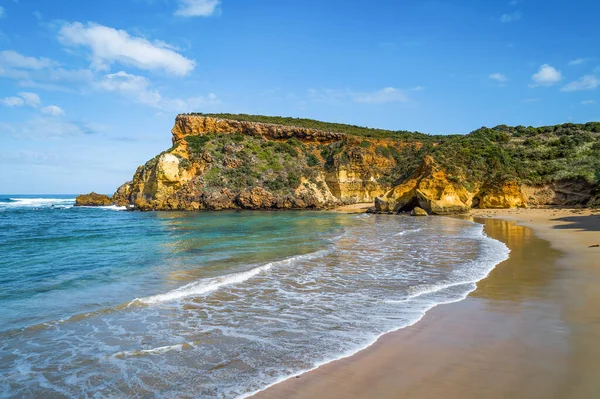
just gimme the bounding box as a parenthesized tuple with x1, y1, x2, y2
(112, 116, 407, 211)
(171, 115, 346, 148)
(375, 156, 471, 215)
(411, 207, 428, 216)
(473, 181, 527, 209)
(75, 192, 112, 206)
(521, 179, 596, 207)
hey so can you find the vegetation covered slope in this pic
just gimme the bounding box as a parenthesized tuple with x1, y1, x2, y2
(108, 115, 600, 212)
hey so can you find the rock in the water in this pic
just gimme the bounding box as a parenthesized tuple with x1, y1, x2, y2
(75, 192, 112, 207)
(411, 207, 428, 216)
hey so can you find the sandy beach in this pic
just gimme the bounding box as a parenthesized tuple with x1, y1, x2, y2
(252, 208, 600, 399)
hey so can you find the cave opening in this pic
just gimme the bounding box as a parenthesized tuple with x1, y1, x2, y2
(397, 196, 421, 213)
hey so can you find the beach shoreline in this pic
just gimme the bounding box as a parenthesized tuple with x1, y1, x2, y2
(251, 208, 600, 399)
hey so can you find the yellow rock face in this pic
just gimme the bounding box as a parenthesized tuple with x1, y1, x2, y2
(475, 181, 527, 209)
(379, 156, 471, 215)
(112, 115, 551, 213)
(114, 115, 404, 211)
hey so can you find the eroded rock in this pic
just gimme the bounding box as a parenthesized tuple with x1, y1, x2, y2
(75, 192, 112, 207)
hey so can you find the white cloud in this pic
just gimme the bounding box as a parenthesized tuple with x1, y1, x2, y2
(1, 92, 41, 107)
(58, 22, 196, 76)
(0, 51, 95, 90)
(500, 12, 521, 23)
(309, 87, 411, 104)
(561, 75, 599, 92)
(0, 50, 56, 70)
(1, 96, 24, 107)
(95, 71, 219, 112)
(581, 100, 595, 105)
(18, 92, 41, 107)
(3, 116, 104, 140)
(175, 0, 221, 17)
(530, 64, 562, 87)
(489, 73, 508, 83)
(568, 58, 589, 66)
(354, 87, 410, 104)
(41, 105, 65, 116)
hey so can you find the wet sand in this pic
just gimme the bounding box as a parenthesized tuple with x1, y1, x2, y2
(252, 208, 600, 399)
(332, 203, 373, 214)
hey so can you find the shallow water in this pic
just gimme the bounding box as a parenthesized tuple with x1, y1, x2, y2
(0, 196, 508, 398)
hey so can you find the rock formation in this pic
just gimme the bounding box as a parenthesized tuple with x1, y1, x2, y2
(82, 114, 600, 213)
(411, 207, 428, 216)
(108, 115, 420, 211)
(75, 192, 112, 207)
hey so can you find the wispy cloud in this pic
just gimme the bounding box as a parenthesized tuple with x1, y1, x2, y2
(500, 11, 522, 23)
(561, 75, 599, 92)
(0, 6, 5, 19)
(175, 0, 221, 17)
(1, 92, 41, 107)
(489, 73, 508, 87)
(0, 50, 95, 90)
(530, 64, 562, 87)
(581, 100, 595, 105)
(3, 117, 105, 140)
(354, 87, 411, 104)
(0, 50, 57, 70)
(41, 105, 65, 116)
(308, 87, 412, 105)
(489, 73, 508, 83)
(568, 58, 590, 66)
(58, 22, 196, 76)
(95, 71, 220, 112)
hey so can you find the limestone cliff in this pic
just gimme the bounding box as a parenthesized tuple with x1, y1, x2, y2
(112, 115, 405, 211)
(106, 115, 600, 212)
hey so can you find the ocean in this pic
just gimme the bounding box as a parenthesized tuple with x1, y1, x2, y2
(0, 195, 509, 398)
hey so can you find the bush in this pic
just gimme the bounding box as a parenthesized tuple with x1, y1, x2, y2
(306, 153, 320, 167)
(375, 145, 391, 158)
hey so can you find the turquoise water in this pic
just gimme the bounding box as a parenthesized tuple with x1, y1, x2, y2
(0, 195, 509, 398)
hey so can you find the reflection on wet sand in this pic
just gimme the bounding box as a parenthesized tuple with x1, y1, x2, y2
(472, 217, 562, 303)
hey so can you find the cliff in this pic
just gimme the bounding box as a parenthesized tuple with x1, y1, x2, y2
(112, 115, 408, 210)
(108, 114, 600, 213)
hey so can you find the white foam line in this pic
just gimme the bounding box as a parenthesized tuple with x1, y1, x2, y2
(112, 343, 192, 358)
(238, 287, 480, 399)
(79, 205, 127, 211)
(135, 249, 331, 305)
(0, 198, 75, 208)
(239, 218, 510, 399)
(395, 228, 423, 236)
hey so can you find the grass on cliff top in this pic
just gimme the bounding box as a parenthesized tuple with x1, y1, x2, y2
(182, 113, 600, 186)
(184, 113, 435, 141)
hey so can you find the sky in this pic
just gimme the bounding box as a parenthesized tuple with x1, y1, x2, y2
(0, 0, 599, 194)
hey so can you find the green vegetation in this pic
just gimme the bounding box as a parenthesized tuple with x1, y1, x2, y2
(185, 133, 314, 193)
(181, 114, 600, 194)
(433, 124, 600, 186)
(185, 113, 433, 140)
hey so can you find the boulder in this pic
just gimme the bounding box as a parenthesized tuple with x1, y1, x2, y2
(411, 207, 428, 216)
(374, 197, 396, 213)
(75, 192, 112, 207)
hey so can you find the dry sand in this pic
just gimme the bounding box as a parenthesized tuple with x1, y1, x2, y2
(252, 208, 600, 399)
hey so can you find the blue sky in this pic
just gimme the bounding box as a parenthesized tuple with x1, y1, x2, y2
(0, 0, 599, 194)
